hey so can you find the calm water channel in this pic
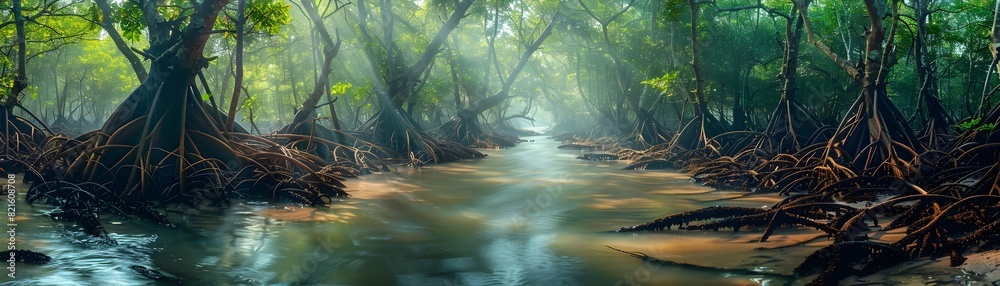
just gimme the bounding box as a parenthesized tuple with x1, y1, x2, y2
(7, 135, 829, 285)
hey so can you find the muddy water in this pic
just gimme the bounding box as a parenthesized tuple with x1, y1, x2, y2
(6, 135, 829, 285)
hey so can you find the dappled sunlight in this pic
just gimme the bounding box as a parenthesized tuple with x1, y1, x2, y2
(263, 206, 357, 223)
(424, 164, 482, 174)
(8, 0, 996, 285)
(344, 175, 427, 201)
(478, 176, 521, 184)
(14, 137, 817, 285)
(588, 197, 664, 210)
(649, 187, 716, 195)
(603, 170, 691, 180)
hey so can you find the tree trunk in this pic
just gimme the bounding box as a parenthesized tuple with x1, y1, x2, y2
(441, 12, 560, 146)
(913, 0, 953, 148)
(280, 0, 341, 134)
(759, 6, 820, 153)
(1, 0, 48, 157)
(81, 0, 239, 200)
(578, 0, 667, 146)
(669, 0, 725, 152)
(448, 36, 463, 110)
(224, 0, 246, 132)
(358, 0, 475, 109)
(354, 0, 483, 163)
(4, 0, 28, 110)
(689, 0, 708, 119)
(796, 0, 921, 177)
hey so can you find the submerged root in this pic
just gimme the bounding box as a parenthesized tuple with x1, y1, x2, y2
(130, 265, 182, 283)
(577, 153, 620, 161)
(0, 249, 52, 264)
(605, 245, 795, 280)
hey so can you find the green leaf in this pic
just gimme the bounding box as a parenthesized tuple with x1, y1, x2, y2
(246, 0, 291, 34)
(663, 0, 687, 22)
(330, 82, 352, 95)
(119, 1, 146, 42)
(977, 123, 997, 131)
(953, 117, 994, 131)
(641, 72, 679, 94)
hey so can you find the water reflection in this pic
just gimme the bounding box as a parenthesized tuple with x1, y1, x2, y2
(11, 136, 843, 285)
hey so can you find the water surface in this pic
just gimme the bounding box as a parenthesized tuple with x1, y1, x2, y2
(7, 135, 821, 285)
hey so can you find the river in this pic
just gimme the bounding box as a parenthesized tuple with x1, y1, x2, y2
(7, 135, 825, 285)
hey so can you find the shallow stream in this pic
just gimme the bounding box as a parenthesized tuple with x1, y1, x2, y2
(8, 135, 849, 285)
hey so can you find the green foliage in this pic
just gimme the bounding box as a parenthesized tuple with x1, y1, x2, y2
(246, 0, 291, 34)
(351, 84, 372, 102)
(330, 82, 352, 95)
(87, 3, 102, 25)
(641, 72, 679, 95)
(158, 0, 193, 20)
(118, 1, 146, 42)
(662, 0, 687, 22)
(954, 118, 998, 132)
(9, 0, 999, 139)
(241, 92, 260, 121)
(0, 55, 13, 97)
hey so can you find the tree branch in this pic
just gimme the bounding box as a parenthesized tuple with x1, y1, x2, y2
(794, 0, 861, 81)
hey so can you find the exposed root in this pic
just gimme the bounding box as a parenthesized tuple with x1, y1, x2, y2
(605, 245, 795, 280)
(359, 96, 485, 165)
(793, 242, 908, 286)
(614, 206, 767, 232)
(130, 265, 183, 283)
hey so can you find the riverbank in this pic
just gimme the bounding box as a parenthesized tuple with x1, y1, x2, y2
(5, 135, 997, 285)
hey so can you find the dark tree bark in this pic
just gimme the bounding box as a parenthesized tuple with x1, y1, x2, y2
(4, 0, 28, 110)
(224, 0, 246, 132)
(759, 6, 820, 153)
